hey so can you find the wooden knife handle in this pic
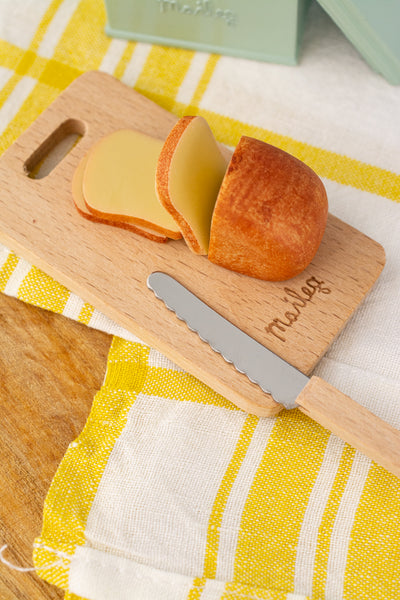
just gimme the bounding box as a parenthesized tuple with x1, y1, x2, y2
(296, 376, 400, 479)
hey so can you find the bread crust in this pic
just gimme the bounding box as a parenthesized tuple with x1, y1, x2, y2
(82, 130, 182, 240)
(156, 116, 205, 252)
(208, 136, 328, 281)
(83, 200, 181, 239)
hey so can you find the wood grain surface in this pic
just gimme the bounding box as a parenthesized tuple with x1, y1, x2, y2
(0, 292, 111, 600)
(297, 376, 400, 479)
(0, 71, 386, 417)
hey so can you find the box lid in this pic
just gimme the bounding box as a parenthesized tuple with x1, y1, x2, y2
(317, 0, 400, 84)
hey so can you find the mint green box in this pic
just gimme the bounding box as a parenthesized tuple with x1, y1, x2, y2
(317, 0, 400, 85)
(104, 0, 312, 65)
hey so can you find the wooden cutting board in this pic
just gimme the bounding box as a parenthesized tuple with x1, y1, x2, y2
(0, 71, 385, 417)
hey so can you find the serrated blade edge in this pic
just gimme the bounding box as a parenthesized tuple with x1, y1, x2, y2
(147, 271, 309, 409)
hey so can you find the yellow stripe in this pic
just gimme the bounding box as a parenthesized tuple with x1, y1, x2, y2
(113, 42, 137, 80)
(17, 266, 70, 313)
(203, 414, 258, 579)
(233, 410, 330, 591)
(173, 106, 400, 202)
(187, 577, 207, 600)
(135, 46, 195, 112)
(0, 40, 25, 69)
(343, 464, 400, 599)
(311, 446, 356, 598)
(222, 580, 289, 600)
(186, 54, 220, 111)
(142, 366, 238, 411)
(0, 253, 18, 292)
(33, 338, 150, 589)
(29, 0, 66, 53)
(38, 59, 81, 89)
(17, 52, 53, 81)
(0, 74, 22, 110)
(78, 302, 95, 325)
(51, 0, 111, 71)
(106, 337, 147, 362)
(64, 593, 89, 600)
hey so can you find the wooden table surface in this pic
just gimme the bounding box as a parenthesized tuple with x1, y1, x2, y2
(0, 292, 112, 600)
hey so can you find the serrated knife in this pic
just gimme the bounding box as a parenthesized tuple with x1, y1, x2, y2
(147, 271, 400, 479)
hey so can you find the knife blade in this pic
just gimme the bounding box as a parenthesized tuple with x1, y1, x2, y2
(147, 271, 400, 478)
(147, 271, 309, 410)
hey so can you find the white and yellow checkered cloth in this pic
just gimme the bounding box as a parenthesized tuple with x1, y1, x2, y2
(1, 1, 400, 599)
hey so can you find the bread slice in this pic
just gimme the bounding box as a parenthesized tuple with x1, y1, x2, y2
(82, 130, 181, 239)
(72, 154, 168, 243)
(156, 116, 228, 254)
(208, 136, 328, 281)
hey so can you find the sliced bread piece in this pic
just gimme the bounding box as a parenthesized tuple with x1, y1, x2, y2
(156, 116, 228, 254)
(72, 154, 168, 243)
(83, 129, 181, 239)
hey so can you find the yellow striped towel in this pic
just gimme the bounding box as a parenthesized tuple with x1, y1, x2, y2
(1, 1, 400, 599)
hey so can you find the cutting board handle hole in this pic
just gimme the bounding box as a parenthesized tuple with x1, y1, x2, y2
(24, 118, 87, 179)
